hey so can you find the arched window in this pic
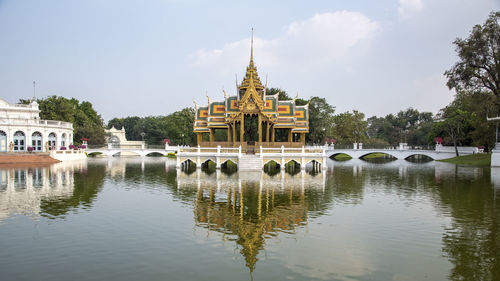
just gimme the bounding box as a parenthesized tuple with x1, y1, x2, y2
(32, 132, 42, 151)
(109, 135, 120, 148)
(0, 131, 6, 152)
(48, 133, 57, 150)
(13, 131, 25, 151)
(61, 133, 66, 147)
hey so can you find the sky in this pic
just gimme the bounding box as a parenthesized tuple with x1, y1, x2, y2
(0, 0, 498, 122)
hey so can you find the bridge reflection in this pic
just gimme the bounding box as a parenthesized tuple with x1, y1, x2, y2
(176, 169, 326, 272)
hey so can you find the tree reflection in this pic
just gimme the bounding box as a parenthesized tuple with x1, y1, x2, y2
(0, 160, 104, 221)
(40, 162, 106, 218)
(436, 165, 500, 280)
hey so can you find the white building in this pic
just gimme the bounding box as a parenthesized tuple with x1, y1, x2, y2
(0, 98, 73, 152)
(105, 126, 144, 148)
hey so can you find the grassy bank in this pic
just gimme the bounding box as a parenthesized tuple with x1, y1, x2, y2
(333, 152, 393, 161)
(332, 153, 352, 161)
(438, 153, 491, 166)
(363, 152, 393, 159)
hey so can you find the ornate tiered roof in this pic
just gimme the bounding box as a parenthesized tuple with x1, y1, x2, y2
(193, 31, 309, 137)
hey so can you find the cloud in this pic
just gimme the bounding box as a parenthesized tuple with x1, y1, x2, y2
(190, 11, 380, 76)
(398, 0, 424, 19)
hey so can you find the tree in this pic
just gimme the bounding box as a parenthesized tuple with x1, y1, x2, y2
(432, 91, 496, 151)
(367, 108, 434, 146)
(164, 107, 195, 145)
(107, 108, 195, 146)
(21, 96, 106, 145)
(445, 11, 500, 113)
(433, 102, 474, 156)
(307, 97, 335, 144)
(265, 88, 335, 144)
(331, 110, 367, 144)
(266, 87, 290, 101)
(455, 91, 496, 150)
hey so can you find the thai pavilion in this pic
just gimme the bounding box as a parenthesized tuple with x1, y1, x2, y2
(193, 37, 309, 147)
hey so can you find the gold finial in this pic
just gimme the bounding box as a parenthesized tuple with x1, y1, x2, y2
(206, 91, 210, 104)
(250, 27, 254, 63)
(193, 99, 198, 109)
(263, 74, 268, 99)
(235, 74, 240, 100)
(222, 87, 228, 99)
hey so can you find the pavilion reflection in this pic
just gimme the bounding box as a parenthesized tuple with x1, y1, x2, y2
(0, 160, 87, 222)
(177, 169, 325, 272)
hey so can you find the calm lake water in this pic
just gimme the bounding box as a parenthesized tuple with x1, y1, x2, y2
(0, 157, 499, 281)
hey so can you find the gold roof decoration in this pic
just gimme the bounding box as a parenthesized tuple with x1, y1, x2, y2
(237, 29, 267, 114)
(192, 28, 310, 142)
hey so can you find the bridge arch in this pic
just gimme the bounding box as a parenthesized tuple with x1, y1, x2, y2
(359, 152, 398, 160)
(181, 158, 196, 165)
(263, 160, 281, 170)
(201, 159, 216, 166)
(145, 151, 166, 157)
(285, 159, 301, 167)
(404, 153, 435, 161)
(329, 152, 354, 160)
(304, 159, 320, 166)
(113, 151, 142, 157)
(221, 159, 237, 166)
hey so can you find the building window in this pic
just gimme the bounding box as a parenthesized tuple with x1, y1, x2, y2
(13, 131, 25, 151)
(61, 133, 66, 147)
(32, 132, 42, 151)
(48, 133, 57, 150)
(0, 131, 6, 152)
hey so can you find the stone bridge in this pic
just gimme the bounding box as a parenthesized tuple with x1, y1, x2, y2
(326, 144, 478, 160)
(86, 145, 179, 157)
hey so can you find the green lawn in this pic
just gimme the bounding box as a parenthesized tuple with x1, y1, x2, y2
(332, 153, 352, 161)
(363, 152, 393, 159)
(438, 153, 491, 166)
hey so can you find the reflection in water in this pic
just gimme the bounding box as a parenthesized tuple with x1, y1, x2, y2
(0, 161, 87, 222)
(0, 158, 499, 280)
(436, 163, 500, 281)
(177, 169, 326, 272)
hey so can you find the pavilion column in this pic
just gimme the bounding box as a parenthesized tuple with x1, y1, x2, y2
(300, 133, 305, 145)
(197, 133, 202, 146)
(271, 126, 275, 144)
(209, 128, 214, 143)
(227, 125, 232, 143)
(240, 115, 245, 145)
(288, 129, 293, 143)
(232, 121, 236, 147)
(258, 114, 262, 145)
(266, 122, 270, 144)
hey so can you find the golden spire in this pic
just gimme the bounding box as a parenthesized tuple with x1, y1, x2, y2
(250, 27, 254, 66)
(239, 28, 264, 95)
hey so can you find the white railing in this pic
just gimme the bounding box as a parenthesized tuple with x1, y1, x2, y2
(179, 145, 324, 157)
(435, 145, 478, 154)
(0, 118, 72, 128)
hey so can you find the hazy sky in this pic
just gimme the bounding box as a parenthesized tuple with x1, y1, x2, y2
(0, 0, 498, 121)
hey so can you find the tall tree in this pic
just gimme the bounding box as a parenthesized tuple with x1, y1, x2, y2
(367, 108, 434, 146)
(445, 11, 500, 113)
(433, 102, 474, 156)
(331, 110, 367, 144)
(21, 96, 106, 145)
(307, 97, 336, 144)
(107, 108, 195, 145)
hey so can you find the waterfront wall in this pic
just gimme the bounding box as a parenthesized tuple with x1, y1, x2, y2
(50, 149, 87, 161)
